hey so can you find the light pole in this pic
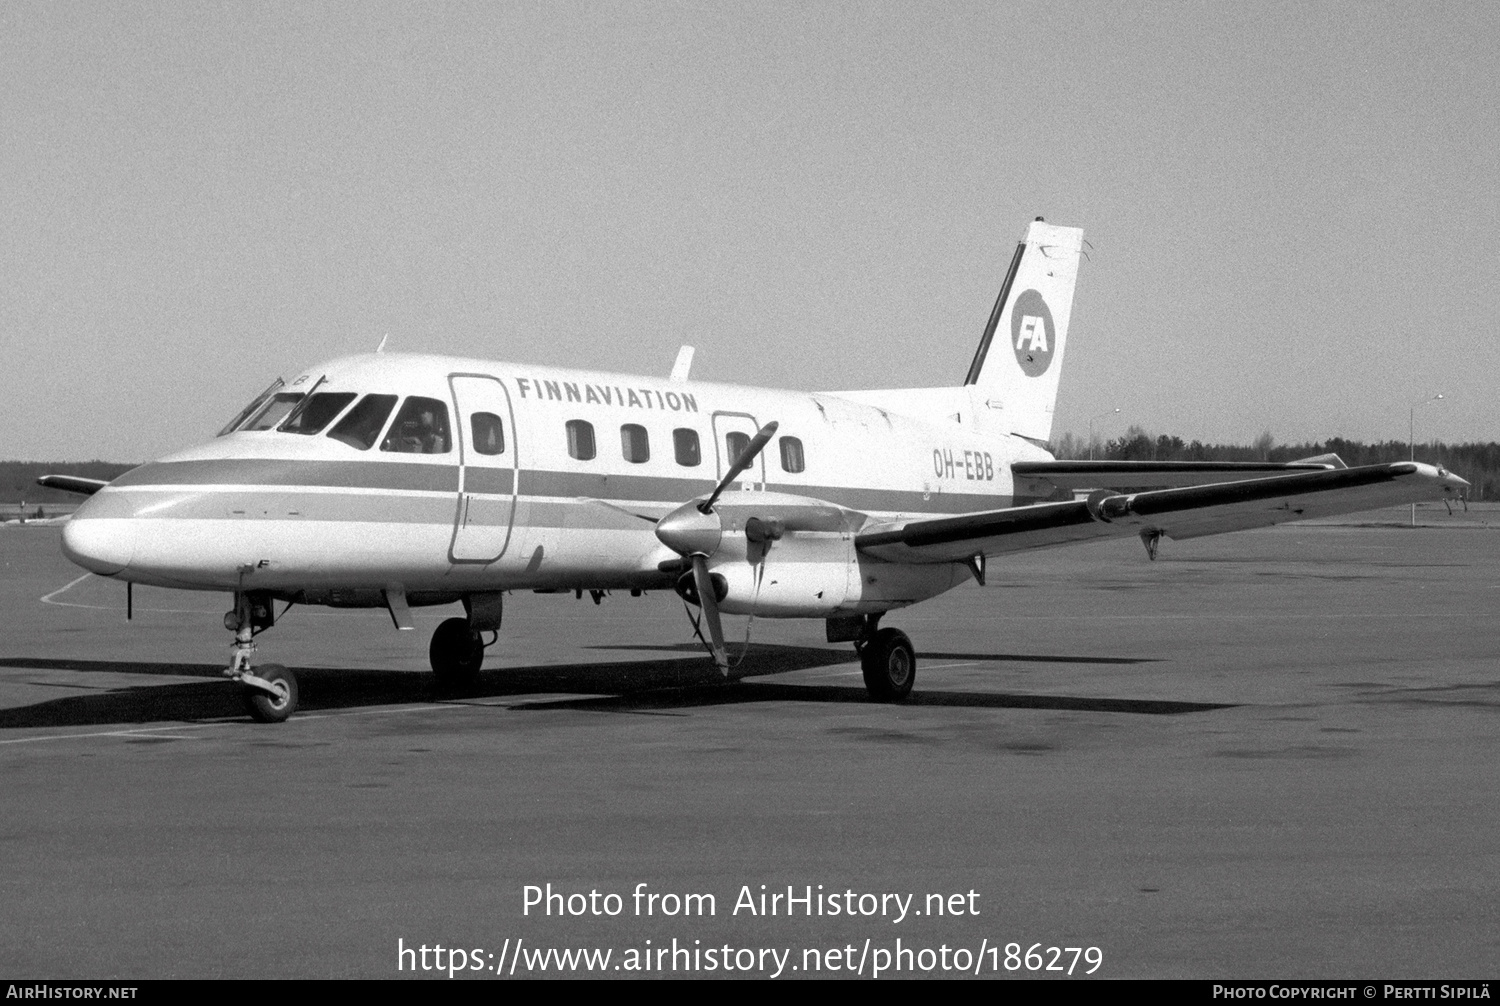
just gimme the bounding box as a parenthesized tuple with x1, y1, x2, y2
(1409, 394, 1444, 526)
(1088, 408, 1120, 460)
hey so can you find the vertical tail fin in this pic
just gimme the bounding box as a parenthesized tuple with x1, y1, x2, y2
(964, 218, 1084, 442)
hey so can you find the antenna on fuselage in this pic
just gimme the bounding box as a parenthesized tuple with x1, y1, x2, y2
(670, 345, 695, 382)
(375, 333, 389, 354)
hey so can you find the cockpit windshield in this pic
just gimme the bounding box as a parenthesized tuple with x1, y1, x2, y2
(217, 382, 453, 454)
(217, 378, 284, 436)
(280, 392, 357, 435)
(242, 392, 306, 431)
(380, 397, 452, 454)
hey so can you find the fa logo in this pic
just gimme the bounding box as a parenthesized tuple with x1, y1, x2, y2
(1017, 315, 1047, 352)
(1010, 289, 1055, 377)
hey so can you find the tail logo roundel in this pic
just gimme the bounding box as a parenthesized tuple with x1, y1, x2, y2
(1010, 289, 1055, 377)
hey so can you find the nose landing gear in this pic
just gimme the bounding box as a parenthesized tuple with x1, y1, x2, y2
(224, 591, 299, 723)
(242, 663, 297, 722)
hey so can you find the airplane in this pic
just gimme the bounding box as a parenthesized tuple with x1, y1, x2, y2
(43, 218, 1470, 723)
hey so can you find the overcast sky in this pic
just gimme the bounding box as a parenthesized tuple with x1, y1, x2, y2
(3, 1, 1495, 461)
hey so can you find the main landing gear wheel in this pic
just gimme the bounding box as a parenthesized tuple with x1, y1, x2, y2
(243, 663, 298, 723)
(430, 617, 484, 689)
(861, 628, 916, 702)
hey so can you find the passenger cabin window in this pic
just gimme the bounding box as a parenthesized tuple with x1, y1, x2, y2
(779, 436, 805, 473)
(673, 428, 701, 467)
(471, 413, 506, 455)
(328, 394, 398, 450)
(566, 419, 596, 461)
(379, 397, 452, 454)
(243, 392, 304, 431)
(725, 431, 751, 467)
(281, 392, 357, 435)
(620, 424, 649, 464)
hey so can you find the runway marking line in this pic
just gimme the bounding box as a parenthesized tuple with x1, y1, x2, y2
(900, 612, 1482, 622)
(0, 725, 203, 746)
(39, 574, 92, 606)
(294, 702, 469, 722)
(0, 699, 478, 747)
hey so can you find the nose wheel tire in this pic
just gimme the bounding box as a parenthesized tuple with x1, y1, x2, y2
(860, 628, 916, 702)
(430, 617, 484, 689)
(243, 663, 298, 723)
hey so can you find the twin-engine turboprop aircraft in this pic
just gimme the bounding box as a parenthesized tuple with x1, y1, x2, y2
(47, 219, 1469, 722)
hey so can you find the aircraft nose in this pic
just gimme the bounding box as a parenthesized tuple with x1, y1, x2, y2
(62, 516, 137, 576)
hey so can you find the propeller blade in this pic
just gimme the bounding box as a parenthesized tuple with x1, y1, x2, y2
(579, 497, 659, 523)
(699, 421, 779, 514)
(692, 554, 729, 674)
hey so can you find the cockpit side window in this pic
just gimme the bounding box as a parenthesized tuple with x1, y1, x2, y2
(243, 393, 305, 431)
(328, 394, 398, 450)
(218, 378, 283, 436)
(380, 397, 452, 454)
(280, 392, 357, 435)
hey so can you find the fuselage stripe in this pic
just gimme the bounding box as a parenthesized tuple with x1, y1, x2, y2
(99, 459, 1020, 516)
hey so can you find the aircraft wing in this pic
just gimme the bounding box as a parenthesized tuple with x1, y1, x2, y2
(35, 475, 110, 496)
(1011, 455, 1345, 491)
(857, 462, 1468, 564)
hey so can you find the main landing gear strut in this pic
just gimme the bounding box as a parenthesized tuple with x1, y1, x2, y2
(225, 591, 298, 723)
(429, 617, 486, 688)
(427, 592, 501, 691)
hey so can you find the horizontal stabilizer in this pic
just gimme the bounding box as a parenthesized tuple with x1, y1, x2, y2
(1012, 459, 1343, 491)
(1292, 453, 1348, 469)
(859, 462, 1469, 564)
(36, 475, 109, 496)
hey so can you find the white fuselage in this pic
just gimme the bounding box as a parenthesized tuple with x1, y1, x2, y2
(64, 353, 1055, 618)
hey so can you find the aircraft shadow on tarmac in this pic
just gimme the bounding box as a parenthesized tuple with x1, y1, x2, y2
(0, 645, 1228, 730)
(596, 643, 1161, 665)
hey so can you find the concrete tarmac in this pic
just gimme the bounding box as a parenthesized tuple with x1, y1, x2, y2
(1, 523, 1497, 979)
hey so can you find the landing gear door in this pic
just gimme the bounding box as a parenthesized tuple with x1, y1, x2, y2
(449, 374, 519, 563)
(711, 411, 767, 491)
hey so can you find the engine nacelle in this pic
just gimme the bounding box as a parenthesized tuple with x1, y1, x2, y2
(713, 557, 853, 617)
(705, 540, 972, 618)
(668, 489, 973, 618)
(1084, 488, 1132, 522)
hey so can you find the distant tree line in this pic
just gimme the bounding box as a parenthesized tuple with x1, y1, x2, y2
(0, 461, 139, 504)
(1051, 426, 1500, 501)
